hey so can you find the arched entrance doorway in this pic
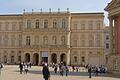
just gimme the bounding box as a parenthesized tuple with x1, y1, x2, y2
(51, 53, 57, 64)
(33, 53, 39, 65)
(60, 53, 66, 63)
(25, 53, 30, 63)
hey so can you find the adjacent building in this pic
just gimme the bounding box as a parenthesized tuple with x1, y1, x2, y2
(105, 0, 120, 71)
(0, 11, 104, 66)
(104, 26, 110, 64)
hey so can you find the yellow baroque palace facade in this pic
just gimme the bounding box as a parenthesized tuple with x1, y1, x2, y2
(0, 11, 104, 66)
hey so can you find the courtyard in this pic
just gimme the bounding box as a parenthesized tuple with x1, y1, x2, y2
(0, 65, 120, 80)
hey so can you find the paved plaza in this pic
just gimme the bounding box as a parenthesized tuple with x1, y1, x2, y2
(0, 65, 120, 80)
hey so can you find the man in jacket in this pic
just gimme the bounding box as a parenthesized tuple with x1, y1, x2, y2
(42, 63, 50, 80)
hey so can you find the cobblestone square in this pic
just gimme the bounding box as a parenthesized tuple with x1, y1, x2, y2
(0, 65, 120, 80)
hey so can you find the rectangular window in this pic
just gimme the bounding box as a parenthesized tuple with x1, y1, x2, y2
(27, 20, 31, 29)
(74, 23, 77, 29)
(81, 24, 85, 30)
(106, 43, 109, 48)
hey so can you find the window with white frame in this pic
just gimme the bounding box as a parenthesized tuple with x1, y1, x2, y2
(106, 43, 109, 49)
(62, 19, 66, 28)
(88, 21, 93, 30)
(81, 23, 85, 30)
(27, 20, 32, 29)
(96, 21, 101, 30)
(52, 36, 57, 45)
(35, 20, 39, 29)
(53, 19, 57, 28)
(26, 36, 31, 45)
(61, 36, 66, 45)
(43, 36, 48, 45)
(44, 19, 48, 28)
(34, 36, 39, 45)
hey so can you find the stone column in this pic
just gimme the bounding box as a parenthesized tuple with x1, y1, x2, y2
(7, 52, 11, 64)
(30, 52, 33, 64)
(86, 53, 89, 64)
(48, 51, 51, 64)
(39, 51, 42, 65)
(66, 50, 70, 65)
(57, 52, 60, 63)
(109, 17, 113, 54)
(15, 52, 18, 64)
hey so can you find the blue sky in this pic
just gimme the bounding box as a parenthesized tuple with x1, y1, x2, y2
(0, 0, 112, 25)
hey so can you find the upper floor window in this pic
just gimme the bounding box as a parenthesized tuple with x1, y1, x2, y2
(52, 36, 57, 45)
(73, 39, 77, 47)
(53, 19, 57, 28)
(106, 35, 109, 40)
(88, 21, 93, 30)
(96, 34, 101, 40)
(61, 36, 66, 45)
(74, 56, 78, 62)
(62, 19, 66, 28)
(81, 40, 85, 47)
(106, 43, 109, 49)
(44, 19, 48, 28)
(96, 40, 100, 47)
(5, 22, 9, 31)
(43, 36, 48, 45)
(96, 21, 101, 30)
(81, 23, 85, 30)
(35, 20, 39, 29)
(74, 23, 77, 29)
(27, 20, 31, 29)
(81, 34, 86, 39)
(26, 36, 31, 45)
(18, 35, 22, 46)
(12, 22, 16, 31)
(34, 36, 39, 45)
(19, 22, 23, 30)
(89, 40, 94, 47)
(11, 35, 16, 46)
(4, 35, 8, 46)
(89, 34, 94, 40)
(81, 56, 85, 62)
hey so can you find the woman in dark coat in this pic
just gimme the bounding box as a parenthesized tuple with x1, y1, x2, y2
(42, 64, 50, 80)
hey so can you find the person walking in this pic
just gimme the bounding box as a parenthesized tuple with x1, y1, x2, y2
(54, 65, 58, 74)
(24, 63, 29, 74)
(88, 67, 92, 78)
(42, 63, 50, 80)
(65, 65, 69, 76)
(19, 62, 23, 74)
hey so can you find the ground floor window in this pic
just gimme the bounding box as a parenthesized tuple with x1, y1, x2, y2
(25, 53, 30, 63)
(18, 56, 21, 62)
(51, 53, 57, 64)
(74, 56, 77, 62)
(81, 56, 85, 63)
(11, 56, 14, 63)
(4, 56, 7, 63)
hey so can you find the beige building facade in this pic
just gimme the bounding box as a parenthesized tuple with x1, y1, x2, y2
(0, 11, 104, 66)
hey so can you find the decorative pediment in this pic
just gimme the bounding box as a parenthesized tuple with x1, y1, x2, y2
(105, 0, 120, 11)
